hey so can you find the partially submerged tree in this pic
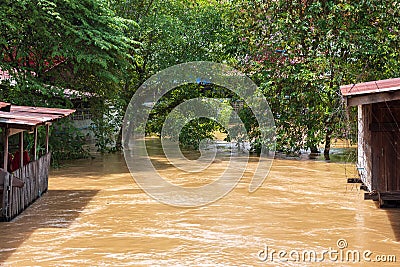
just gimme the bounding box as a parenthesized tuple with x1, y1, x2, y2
(110, 0, 240, 148)
(234, 0, 400, 159)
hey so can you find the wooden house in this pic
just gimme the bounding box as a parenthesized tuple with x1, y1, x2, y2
(341, 78, 400, 207)
(0, 102, 74, 221)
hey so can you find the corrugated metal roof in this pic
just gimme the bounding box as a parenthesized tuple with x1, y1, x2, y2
(341, 78, 400, 96)
(0, 105, 75, 130)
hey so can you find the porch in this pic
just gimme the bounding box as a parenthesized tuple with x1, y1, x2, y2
(0, 102, 74, 220)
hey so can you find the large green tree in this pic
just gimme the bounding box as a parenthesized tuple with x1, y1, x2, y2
(110, 0, 241, 148)
(0, 0, 137, 105)
(234, 0, 400, 158)
(110, 0, 238, 86)
(0, 0, 139, 156)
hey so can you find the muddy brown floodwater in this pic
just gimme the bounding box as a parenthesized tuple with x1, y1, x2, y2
(1, 139, 400, 266)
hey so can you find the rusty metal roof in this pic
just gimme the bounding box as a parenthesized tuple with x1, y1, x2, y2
(0, 104, 75, 130)
(341, 78, 400, 96)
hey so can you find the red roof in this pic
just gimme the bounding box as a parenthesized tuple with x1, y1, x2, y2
(341, 78, 400, 96)
(0, 104, 75, 130)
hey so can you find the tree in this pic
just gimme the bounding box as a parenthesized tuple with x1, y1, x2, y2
(0, 0, 137, 103)
(0, 0, 139, 156)
(110, 0, 241, 148)
(233, 0, 400, 158)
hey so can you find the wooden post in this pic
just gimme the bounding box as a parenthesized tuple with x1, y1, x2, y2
(19, 131, 24, 168)
(33, 127, 38, 160)
(45, 124, 50, 154)
(3, 128, 9, 171)
(2, 171, 9, 219)
(3, 128, 11, 220)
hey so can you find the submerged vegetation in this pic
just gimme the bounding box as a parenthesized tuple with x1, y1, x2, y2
(1, 0, 399, 160)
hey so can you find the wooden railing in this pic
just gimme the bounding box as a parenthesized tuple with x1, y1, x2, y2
(1, 152, 51, 221)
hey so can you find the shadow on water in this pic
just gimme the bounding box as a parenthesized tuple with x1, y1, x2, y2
(56, 153, 130, 176)
(379, 208, 400, 241)
(145, 138, 201, 159)
(0, 189, 99, 263)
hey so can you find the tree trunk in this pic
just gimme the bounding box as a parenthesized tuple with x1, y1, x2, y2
(310, 145, 319, 153)
(324, 129, 333, 160)
(116, 126, 123, 151)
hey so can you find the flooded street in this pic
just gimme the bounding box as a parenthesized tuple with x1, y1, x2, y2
(1, 139, 400, 266)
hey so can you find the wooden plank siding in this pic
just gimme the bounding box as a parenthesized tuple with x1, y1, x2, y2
(1, 153, 51, 221)
(358, 104, 373, 191)
(371, 101, 400, 193)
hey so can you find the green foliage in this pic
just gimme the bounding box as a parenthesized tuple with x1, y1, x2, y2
(0, 0, 137, 90)
(90, 96, 125, 153)
(146, 83, 236, 148)
(48, 119, 90, 166)
(2, 0, 399, 159)
(0, 0, 138, 102)
(178, 118, 221, 150)
(234, 0, 400, 155)
(110, 0, 238, 88)
(237, 106, 261, 153)
(21, 118, 90, 167)
(0, 0, 138, 159)
(102, 0, 240, 151)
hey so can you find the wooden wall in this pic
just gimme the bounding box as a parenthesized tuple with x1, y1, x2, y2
(370, 100, 400, 192)
(1, 152, 51, 221)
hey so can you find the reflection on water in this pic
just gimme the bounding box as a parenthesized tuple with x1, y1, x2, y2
(308, 147, 357, 163)
(0, 138, 400, 266)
